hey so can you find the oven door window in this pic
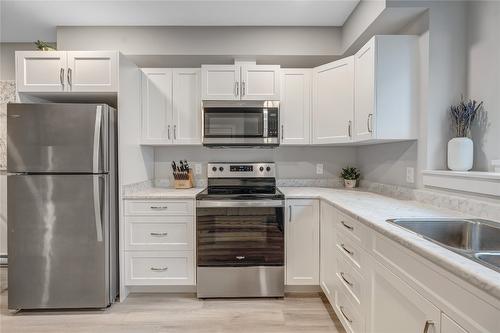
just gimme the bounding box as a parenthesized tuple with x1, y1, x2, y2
(204, 108, 264, 137)
(197, 207, 284, 267)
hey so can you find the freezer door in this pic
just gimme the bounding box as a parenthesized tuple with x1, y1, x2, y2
(7, 103, 109, 173)
(7, 174, 112, 309)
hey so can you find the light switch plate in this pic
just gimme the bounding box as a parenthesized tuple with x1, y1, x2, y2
(194, 163, 202, 175)
(316, 164, 324, 175)
(406, 167, 415, 184)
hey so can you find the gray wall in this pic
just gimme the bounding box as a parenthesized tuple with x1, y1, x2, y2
(0, 42, 36, 80)
(467, 0, 500, 171)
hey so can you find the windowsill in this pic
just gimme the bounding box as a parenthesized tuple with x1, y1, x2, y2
(422, 170, 500, 197)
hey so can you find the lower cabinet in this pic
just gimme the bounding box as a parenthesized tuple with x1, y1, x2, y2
(320, 201, 337, 301)
(285, 199, 320, 285)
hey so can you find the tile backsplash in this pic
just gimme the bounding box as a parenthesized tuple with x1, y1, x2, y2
(0, 81, 16, 170)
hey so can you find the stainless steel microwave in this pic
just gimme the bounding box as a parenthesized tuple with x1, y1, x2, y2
(202, 101, 280, 147)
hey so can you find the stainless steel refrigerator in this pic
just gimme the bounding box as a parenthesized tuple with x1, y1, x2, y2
(7, 103, 118, 310)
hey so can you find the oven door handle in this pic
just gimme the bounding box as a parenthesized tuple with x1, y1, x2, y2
(197, 200, 285, 208)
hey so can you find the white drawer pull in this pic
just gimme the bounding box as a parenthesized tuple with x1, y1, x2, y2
(339, 306, 353, 323)
(150, 266, 168, 272)
(340, 272, 354, 287)
(341, 243, 354, 256)
(150, 232, 168, 237)
(341, 221, 354, 231)
(150, 206, 168, 210)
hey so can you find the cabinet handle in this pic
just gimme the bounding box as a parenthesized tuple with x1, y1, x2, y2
(67, 68, 72, 87)
(242, 82, 246, 96)
(348, 120, 352, 138)
(339, 306, 353, 323)
(59, 68, 65, 88)
(235, 82, 239, 97)
(150, 267, 168, 272)
(281, 125, 284, 140)
(340, 272, 354, 287)
(423, 320, 434, 333)
(150, 206, 168, 210)
(167, 125, 171, 140)
(150, 232, 168, 237)
(173, 125, 177, 140)
(340, 243, 354, 256)
(367, 113, 373, 133)
(236, 256, 245, 260)
(341, 221, 354, 231)
(288, 205, 292, 222)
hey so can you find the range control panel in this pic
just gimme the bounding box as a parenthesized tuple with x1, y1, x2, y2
(207, 163, 276, 178)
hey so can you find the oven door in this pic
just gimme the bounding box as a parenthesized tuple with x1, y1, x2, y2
(196, 200, 284, 267)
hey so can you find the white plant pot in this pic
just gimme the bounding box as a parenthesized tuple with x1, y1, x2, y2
(447, 137, 473, 171)
(344, 179, 357, 188)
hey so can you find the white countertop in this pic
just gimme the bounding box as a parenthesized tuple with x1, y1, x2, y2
(122, 186, 204, 199)
(280, 187, 500, 301)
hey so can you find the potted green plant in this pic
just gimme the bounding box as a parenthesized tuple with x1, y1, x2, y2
(448, 98, 483, 171)
(340, 167, 360, 188)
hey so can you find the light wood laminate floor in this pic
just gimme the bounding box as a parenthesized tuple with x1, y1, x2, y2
(0, 291, 346, 333)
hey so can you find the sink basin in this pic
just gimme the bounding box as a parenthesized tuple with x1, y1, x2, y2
(387, 218, 500, 273)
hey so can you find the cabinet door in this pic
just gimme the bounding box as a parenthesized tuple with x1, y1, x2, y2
(240, 65, 280, 101)
(368, 259, 441, 333)
(66, 51, 118, 92)
(312, 57, 354, 144)
(15, 51, 67, 92)
(354, 38, 376, 141)
(286, 199, 319, 285)
(320, 201, 337, 303)
(280, 69, 311, 145)
(141, 69, 173, 144)
(442, 314, 468, 333)
(201, 65, 240, 100)
(172, 69, 202, 144)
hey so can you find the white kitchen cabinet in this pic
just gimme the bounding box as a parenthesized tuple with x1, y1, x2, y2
(367, 259, 441, 333)
(141, 68, 201, 145)
(354, 35, 418, 141)
(172, 69, 202, 144)
(312, 56, 354, 144)
(280, 69, 311, 145)
(16, 51, 118, 93)
(66, 51, 118, 92)
(285, 199, 319, 285)
(442, 314, 469, 333)
(320, 201, 337, 303)
(201, 64, 280, 101)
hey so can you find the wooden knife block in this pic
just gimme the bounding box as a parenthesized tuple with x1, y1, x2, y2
(174, 169, 194, 189)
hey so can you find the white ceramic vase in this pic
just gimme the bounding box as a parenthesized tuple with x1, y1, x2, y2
(344, 179, 357, 188)
(447, 137, 473, 171)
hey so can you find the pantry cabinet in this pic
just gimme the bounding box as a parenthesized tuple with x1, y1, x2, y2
(312, 56, 354, 144)
(285, 199, 319, 285)
(16, 51, 118, 93)
(280, 69, 311, 145)
(201, 64, 280, 101)
(141, 68, 201, 145)
(354, 35, 418, 141)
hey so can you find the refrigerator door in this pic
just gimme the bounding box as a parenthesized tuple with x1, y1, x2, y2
(7, 103, 109, 173)
(7, 174, 112, 309)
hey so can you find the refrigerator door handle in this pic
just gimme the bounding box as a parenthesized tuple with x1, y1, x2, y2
(93, 175, 104, 242)
(93, 106, 103, 173)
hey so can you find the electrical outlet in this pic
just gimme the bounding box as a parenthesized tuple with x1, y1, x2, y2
(194, 163, 202, 175)
(406, 167, 415, 184)
(316, 164, 324, 175)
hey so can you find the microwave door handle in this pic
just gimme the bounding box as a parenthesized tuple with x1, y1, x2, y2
(263, 109, 268, 138)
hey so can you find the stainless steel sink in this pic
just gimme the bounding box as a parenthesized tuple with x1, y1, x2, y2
(387, 218, 500, 273)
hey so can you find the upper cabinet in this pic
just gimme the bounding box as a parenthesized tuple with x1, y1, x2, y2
(141, 68, 201, 145)
(354, 35, 418, 141)
(313, 57, 355, 144)
(280, 69, 311, 145)
(16, 51, 118, 93)
(201, 64, 280, 101)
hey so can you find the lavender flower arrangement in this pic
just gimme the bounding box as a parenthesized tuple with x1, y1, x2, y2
(450, 98, 483, 138)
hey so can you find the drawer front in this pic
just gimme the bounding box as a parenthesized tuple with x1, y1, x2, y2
(125, 251, 194, 285)
(336, 230, 365, 271)
(336, 211, 369, 247)
(335, 288, 364, 333)
(124, 200, 194, 216)
(125, 216, 193, 251)
(336, 251, 364, 306)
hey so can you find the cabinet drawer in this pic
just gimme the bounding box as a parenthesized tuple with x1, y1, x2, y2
(335, 288, 364, 333)
(336, 211, 369, 247)
(125, 216, 193, 251)
(125, 251, 194, 285)
(336, 230, 365, 271)
(336, 251, 364, 306)
(124, 200, 194, 216)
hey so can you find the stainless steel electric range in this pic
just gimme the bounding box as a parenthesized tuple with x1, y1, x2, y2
(196, 162, 285, 298)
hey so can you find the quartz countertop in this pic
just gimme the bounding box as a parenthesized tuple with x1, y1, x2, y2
(123, 186, 204, 199)
(279, 186, 500, 301)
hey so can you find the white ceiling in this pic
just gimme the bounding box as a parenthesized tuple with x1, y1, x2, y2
(0, 0, 360, 42)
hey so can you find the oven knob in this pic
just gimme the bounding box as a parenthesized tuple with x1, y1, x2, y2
(219, 167, 224, 172)
(212, 166, 217, 172)
(259, 166, 264, 172)
(266, 166, 271, 172)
